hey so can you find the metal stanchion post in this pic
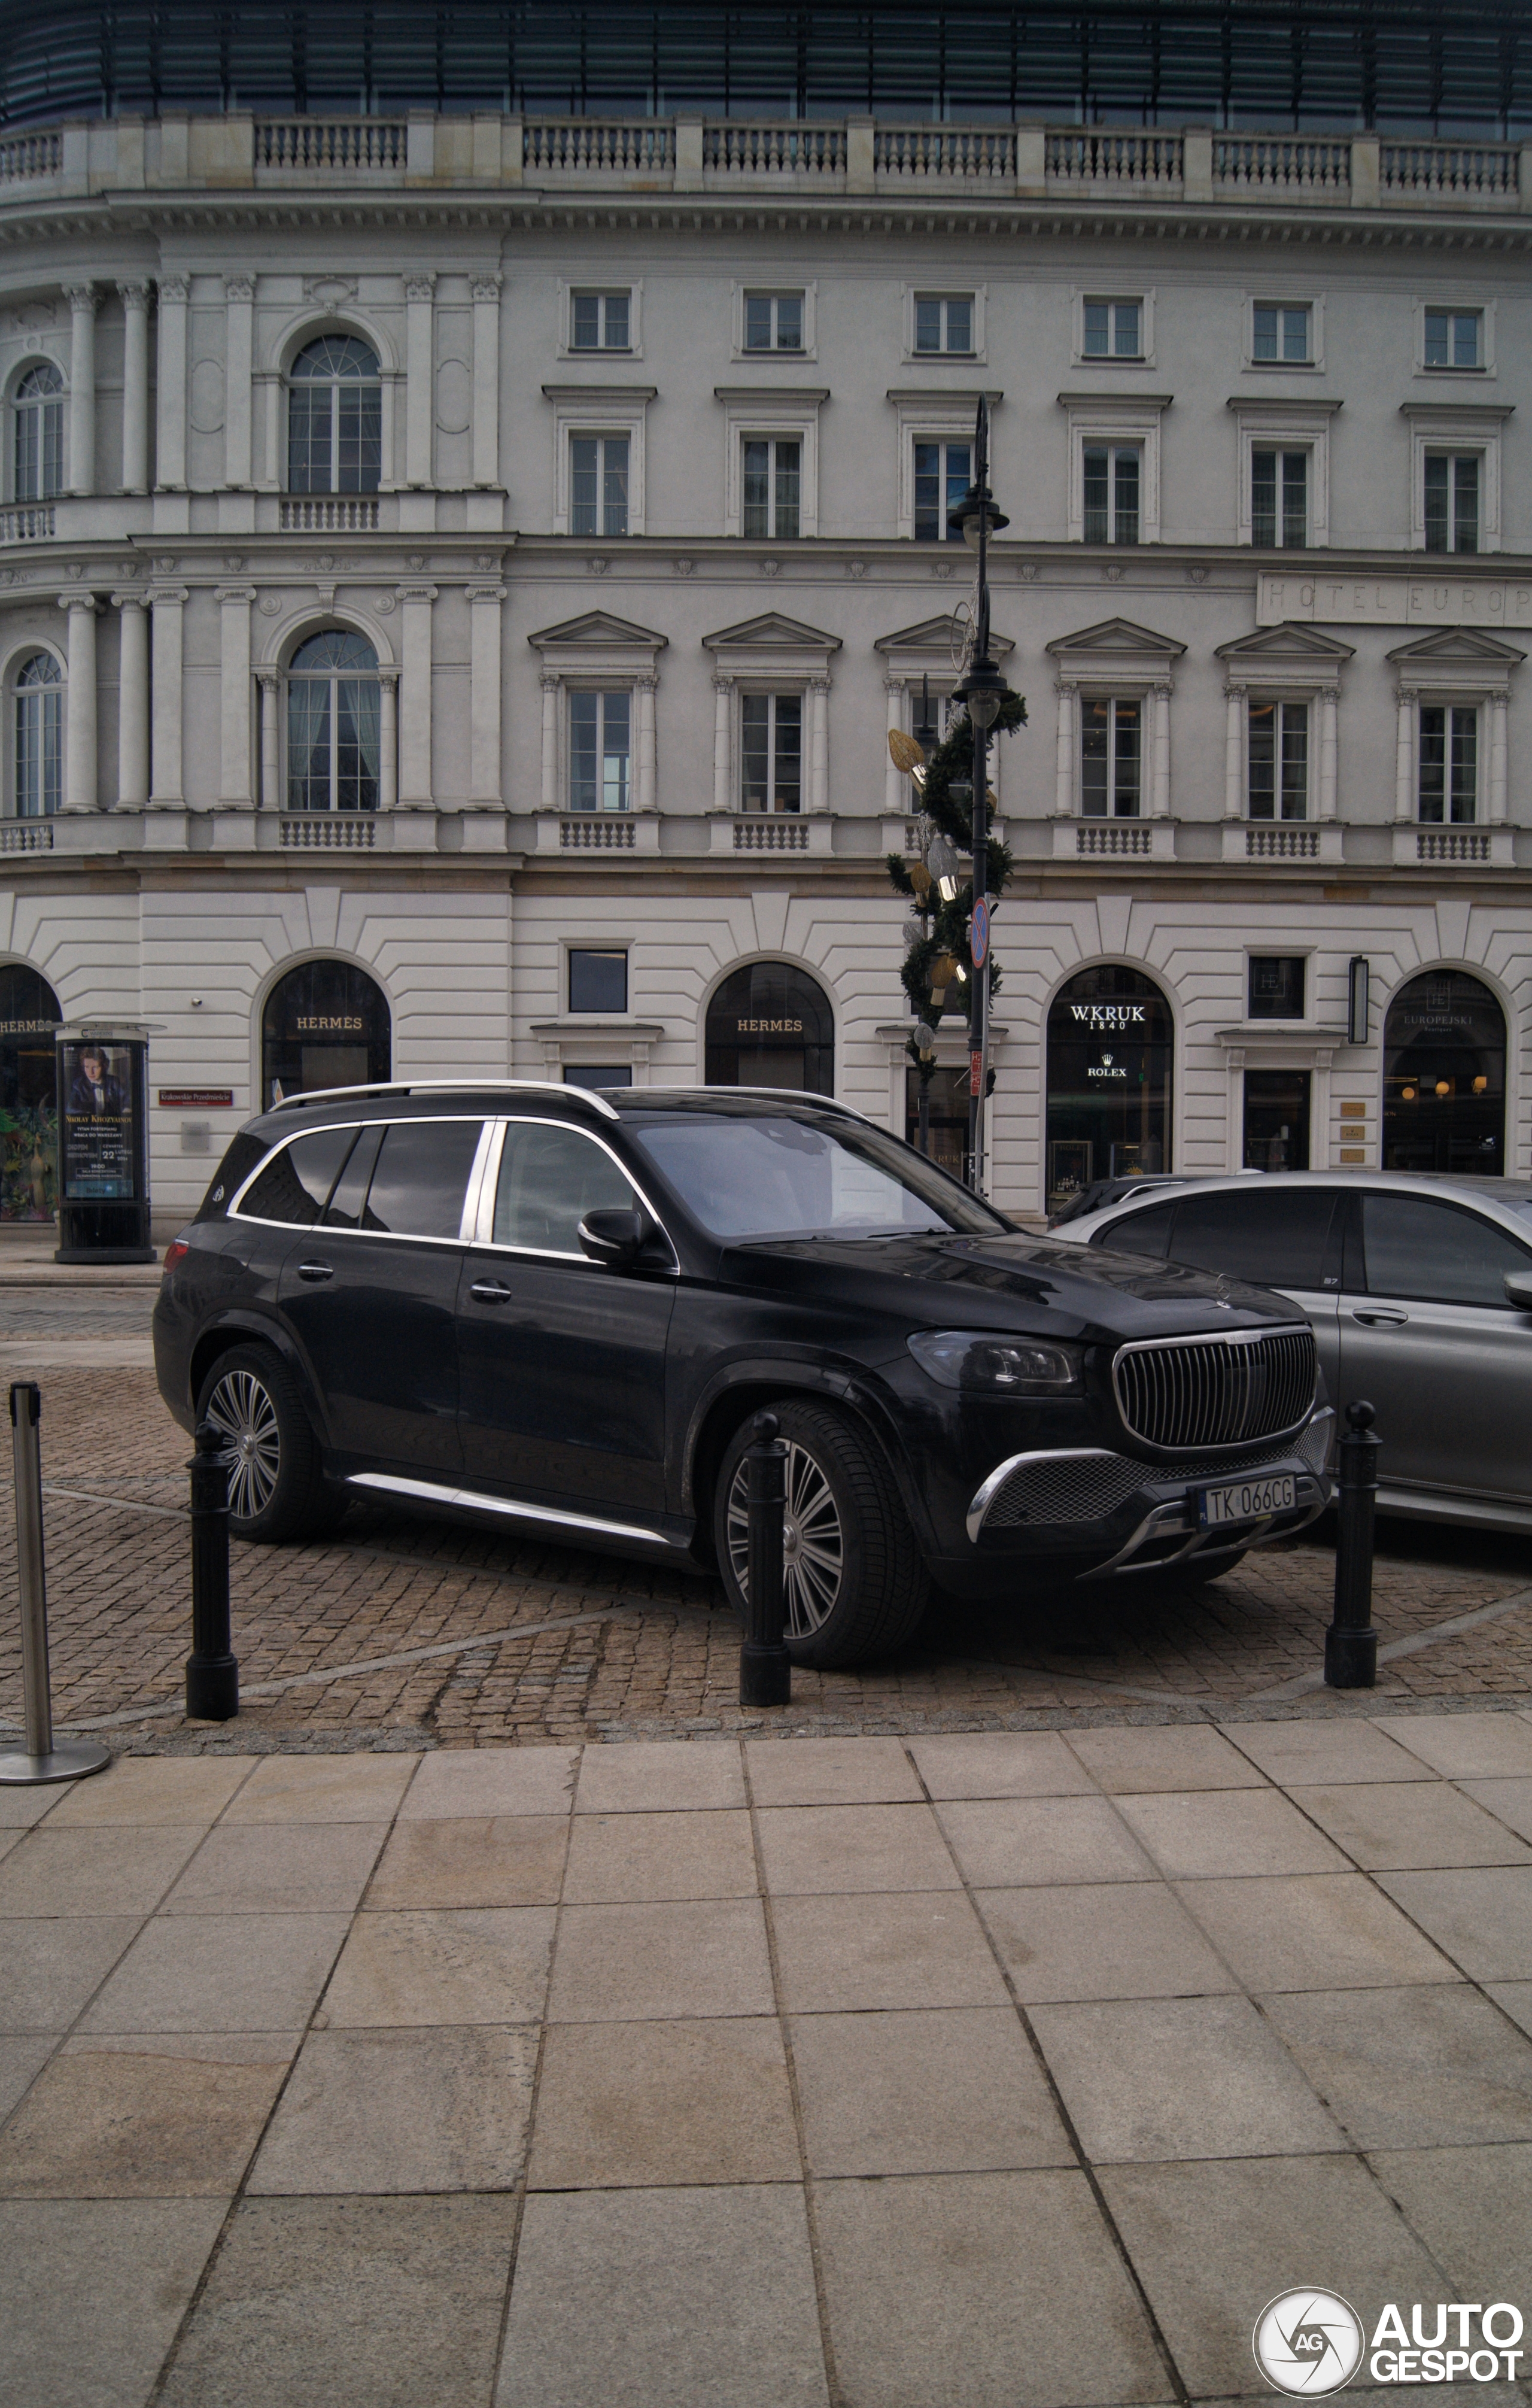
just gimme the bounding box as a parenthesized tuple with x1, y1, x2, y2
(1325, 1399, 1379, 1689)
(186, 1420, 239, 1721)
(740, 1410, 792, 1709)
(0, 1381, 110, 1784)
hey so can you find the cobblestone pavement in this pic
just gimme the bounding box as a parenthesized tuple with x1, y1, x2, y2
(0, 1347, 1528, 1754)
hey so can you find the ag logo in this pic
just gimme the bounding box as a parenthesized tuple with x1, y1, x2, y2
(1253, 2289, 1364, 2395)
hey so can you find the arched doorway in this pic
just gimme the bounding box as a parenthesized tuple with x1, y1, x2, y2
(705, 962, 834, 1095)
(261, 961, 390, 1110)
(1045, 965, 1174, 1214)
(0, 963, 59, 1221)
(1384, 970, 1505, 1175)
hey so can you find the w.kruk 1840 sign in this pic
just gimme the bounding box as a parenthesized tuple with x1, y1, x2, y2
(1259, 573, 1532, 628)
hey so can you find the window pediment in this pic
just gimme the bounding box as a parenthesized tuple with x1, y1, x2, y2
(704, 613, 841, 679)
(1217, 621, 1354, 691)
(1047, 618, 1185, 682)
(1386, 627, 1526, 666)
(529, 612, 667, 681)
(875, 615, 1015, 666)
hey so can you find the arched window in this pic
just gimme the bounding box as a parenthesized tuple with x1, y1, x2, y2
(12, 651, 62, 819)
(262, 959, 391, 1110)
(0, 961, 60, 1223)
(705, 962, 835, 1096)
(1045, 965, 1174, 1214)
(1384, 969, 1505, 1176)
(287, 336, 382, 495)
(286, 631, 381, 814)
(13, 362, 63, 502)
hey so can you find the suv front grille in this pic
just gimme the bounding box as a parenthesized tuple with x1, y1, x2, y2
(1112, 1327, 1316, 1453)
(982, 1417, 1329, 1532)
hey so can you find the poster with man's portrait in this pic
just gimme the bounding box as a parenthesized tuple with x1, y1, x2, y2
(60, 1039, 136, 1200)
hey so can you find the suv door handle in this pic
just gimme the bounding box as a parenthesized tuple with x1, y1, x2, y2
(296, 1261, 334, 1283)
(1351, 1308, 1408, 1326)
(469, 1280, 514, 1304)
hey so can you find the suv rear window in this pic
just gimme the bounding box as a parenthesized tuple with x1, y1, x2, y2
(235, 1126, 358, 1226)
(196, 1131, 267, 1221)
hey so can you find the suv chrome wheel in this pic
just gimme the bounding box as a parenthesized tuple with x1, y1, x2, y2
(203, 1365, 282, 1521)
(725, 1437, 846, 1638)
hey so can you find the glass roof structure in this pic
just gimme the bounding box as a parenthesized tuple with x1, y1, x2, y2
(0, 0, 1527, 138)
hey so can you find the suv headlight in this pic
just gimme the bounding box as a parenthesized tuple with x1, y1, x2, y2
(908, 1331, 1083, 1393)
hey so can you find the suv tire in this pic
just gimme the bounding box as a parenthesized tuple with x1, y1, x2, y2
(715, 1399, 928, 1669)
(195, 1344, 339, 1544)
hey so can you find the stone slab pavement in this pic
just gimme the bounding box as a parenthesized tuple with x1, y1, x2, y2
(5, 1719, 1532, 2407)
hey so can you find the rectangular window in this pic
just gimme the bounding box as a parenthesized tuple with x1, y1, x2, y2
(1247, 700, 1310, 820)
(563, 1064, 633, 1088)
(568, 948, 628, 1014)
(569, 691, 631, 812)
(913, 439, 971, 542)
(1424, 308, 1482, 370)
(743, 292, 804, 352)
(1251, 450, 1309, 548)
(1248, 955, 1307, 1019)
(1418, 705, 1478, 824)
(740, 693, 803, 813)
(1253, 303, 1312, 363)
(570, 291, 630, 351)
(570, 434, 629, 538)
(913, 294, 974, 355)
(742, 438, 800, 540)
(1424, 453, 1479, 554)
(1083, 445, 1140, 545)
(1080, 697, 1141, 817)
(1083, 299, 1142, 358)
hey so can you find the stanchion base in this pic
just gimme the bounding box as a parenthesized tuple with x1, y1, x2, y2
(740, 1644, 792, 1709)
(0, 1739, 112, 1785)
(186, 1662, 239, 1723)
(1324, 1625, 1378, 1689)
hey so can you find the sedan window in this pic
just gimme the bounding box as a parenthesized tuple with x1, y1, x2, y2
(632, 1113, 1002, 1241)
(1169, 1189, 1339, 1290)
(1361, 1193, 1532, 1307)
(361, 1119, 484, 1240)
(235, 1125, 357, 1226)
(1096, 1201, 1174, 1258)
(493, 1122, 636, 1255)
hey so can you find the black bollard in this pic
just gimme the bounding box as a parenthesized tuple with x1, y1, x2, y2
(1324, 1399, 1379, 1689)
(740, 1410, 792, 1709)
(186, 1419, 239, 1721)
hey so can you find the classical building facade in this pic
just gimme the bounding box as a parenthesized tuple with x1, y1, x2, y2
(0, 0, 1529, 1223)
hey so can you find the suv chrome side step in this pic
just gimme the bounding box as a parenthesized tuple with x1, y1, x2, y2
(345, 1471, 687, 1551)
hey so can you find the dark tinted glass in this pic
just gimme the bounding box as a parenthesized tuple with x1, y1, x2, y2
(321, 1123, 383, 1228)
(568, 949, 628, 1013)
(493, 1122, 636, 1253)
(1096, 1201, 1174, 1258)
(361, 1120, 482, 1239)
(196, 1131, 267, 1221)
(1248, 956, 1305, 1018)
(1361, 1194, 1532, 1307)
(235, 1126, 357, 1226)
(1168, 1188, 1338, 1290)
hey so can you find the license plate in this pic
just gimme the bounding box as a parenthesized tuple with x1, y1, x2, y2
(1196, 1473, 1296, 1529)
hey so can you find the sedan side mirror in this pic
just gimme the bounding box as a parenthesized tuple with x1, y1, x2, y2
(1504, 1271, 1532, 1313)
(577, 1206, 648, 1270)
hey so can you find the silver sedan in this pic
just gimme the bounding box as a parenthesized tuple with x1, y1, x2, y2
(1054, 1170, 1532, 1535)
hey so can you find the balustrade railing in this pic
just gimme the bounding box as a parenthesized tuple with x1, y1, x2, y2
(0, 821, 53, 852)
(1381, 141, 1518, 198)
(0, 130, 59, 182)
(279, 815, 377, 848)
(1046, 130, 1184, 186)
(1215, 138, 1350, 193)
(257, 119, 406, 171)
(0, 505, 54, 543)
(525, 120, 674, 175)
(703, 122, 846, 177)
(561, 815, 637, 849)
(278, 497, 379, 532)
(874, 126, 1016, 183)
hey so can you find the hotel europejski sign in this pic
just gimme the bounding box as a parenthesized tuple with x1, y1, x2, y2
(1259, 572, 1532, 628)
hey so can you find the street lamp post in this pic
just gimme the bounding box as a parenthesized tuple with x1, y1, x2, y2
(950, 396, 1010, 1194)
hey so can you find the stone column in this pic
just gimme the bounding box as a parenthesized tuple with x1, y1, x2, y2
(216, 584, 256, 805)
(156, 276, 188, 490)
(150, 581, 188, 804)
(378, 671, 399, 812)
(257, 669, 279, 810)
(64, 284, 98, 496)
(1394, 685, 1417, 821)
(1223, 683, 1244, 817)
(467, 579, 506, 804)
(223, 275, 254, 488)
(397, 581, 436, 803)
(117, 281, 153, 494)
(405, 274, 436, 488)
(470, 272, 502, 490)
(1488, 690, 1509, 824)
(112, 592, 150, 806)
(539, 672, 560, 811)
(884, 677, 905, 815)
(1150, 681, 1172, 818)
(634, 673, 657, 813)
(1053, 681, 1075, 816)
(57, 591, 98, 811)
(808, 677, 830, 813)
(713, 675, 732, 813)
(1318, 687, 1339, 821)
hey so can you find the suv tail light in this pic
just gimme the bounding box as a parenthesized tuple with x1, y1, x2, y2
(163, 1237, 191, 1272)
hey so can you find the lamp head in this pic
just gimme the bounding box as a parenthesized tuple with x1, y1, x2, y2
(949, 481, 1010, 549)
(956, 654, 1009, 731)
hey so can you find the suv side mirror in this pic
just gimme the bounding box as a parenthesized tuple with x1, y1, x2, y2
(1504, 1271, 1532, 1313)
(578, 1206, 648, 1270)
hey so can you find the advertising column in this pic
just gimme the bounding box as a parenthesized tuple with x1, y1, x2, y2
(54, 1022, 155, 1262)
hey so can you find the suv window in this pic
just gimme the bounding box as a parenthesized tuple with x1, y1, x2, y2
(1166, 1188, 1338, 1290)
(493, 1121, 636, 1256)
(1361, 1194, 1532, 1308)
(361, 1119, 484, 1240)
(235, 1126, 357, 1226)
(1098, 1201, 1175, 1258)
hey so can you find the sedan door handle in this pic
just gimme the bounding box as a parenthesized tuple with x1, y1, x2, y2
(469, 1280, 514, 1304)
(1350, 1308, 1408, 1326)
(296, 1261, 334, 1283)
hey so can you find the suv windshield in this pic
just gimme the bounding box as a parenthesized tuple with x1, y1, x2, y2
(631, 1112, 1005, 1241)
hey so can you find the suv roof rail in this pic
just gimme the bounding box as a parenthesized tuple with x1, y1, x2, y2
(265, 1077, 620, 1121)
(633, 1084, 879, 1129)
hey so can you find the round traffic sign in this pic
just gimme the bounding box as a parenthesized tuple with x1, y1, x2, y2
(970, 897, 990, 968)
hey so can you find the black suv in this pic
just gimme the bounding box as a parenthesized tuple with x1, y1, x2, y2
(154, 1083, 1332, 1668)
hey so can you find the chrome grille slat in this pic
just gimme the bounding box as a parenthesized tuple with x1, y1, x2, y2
(1112, 1327, 1316, 1453)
